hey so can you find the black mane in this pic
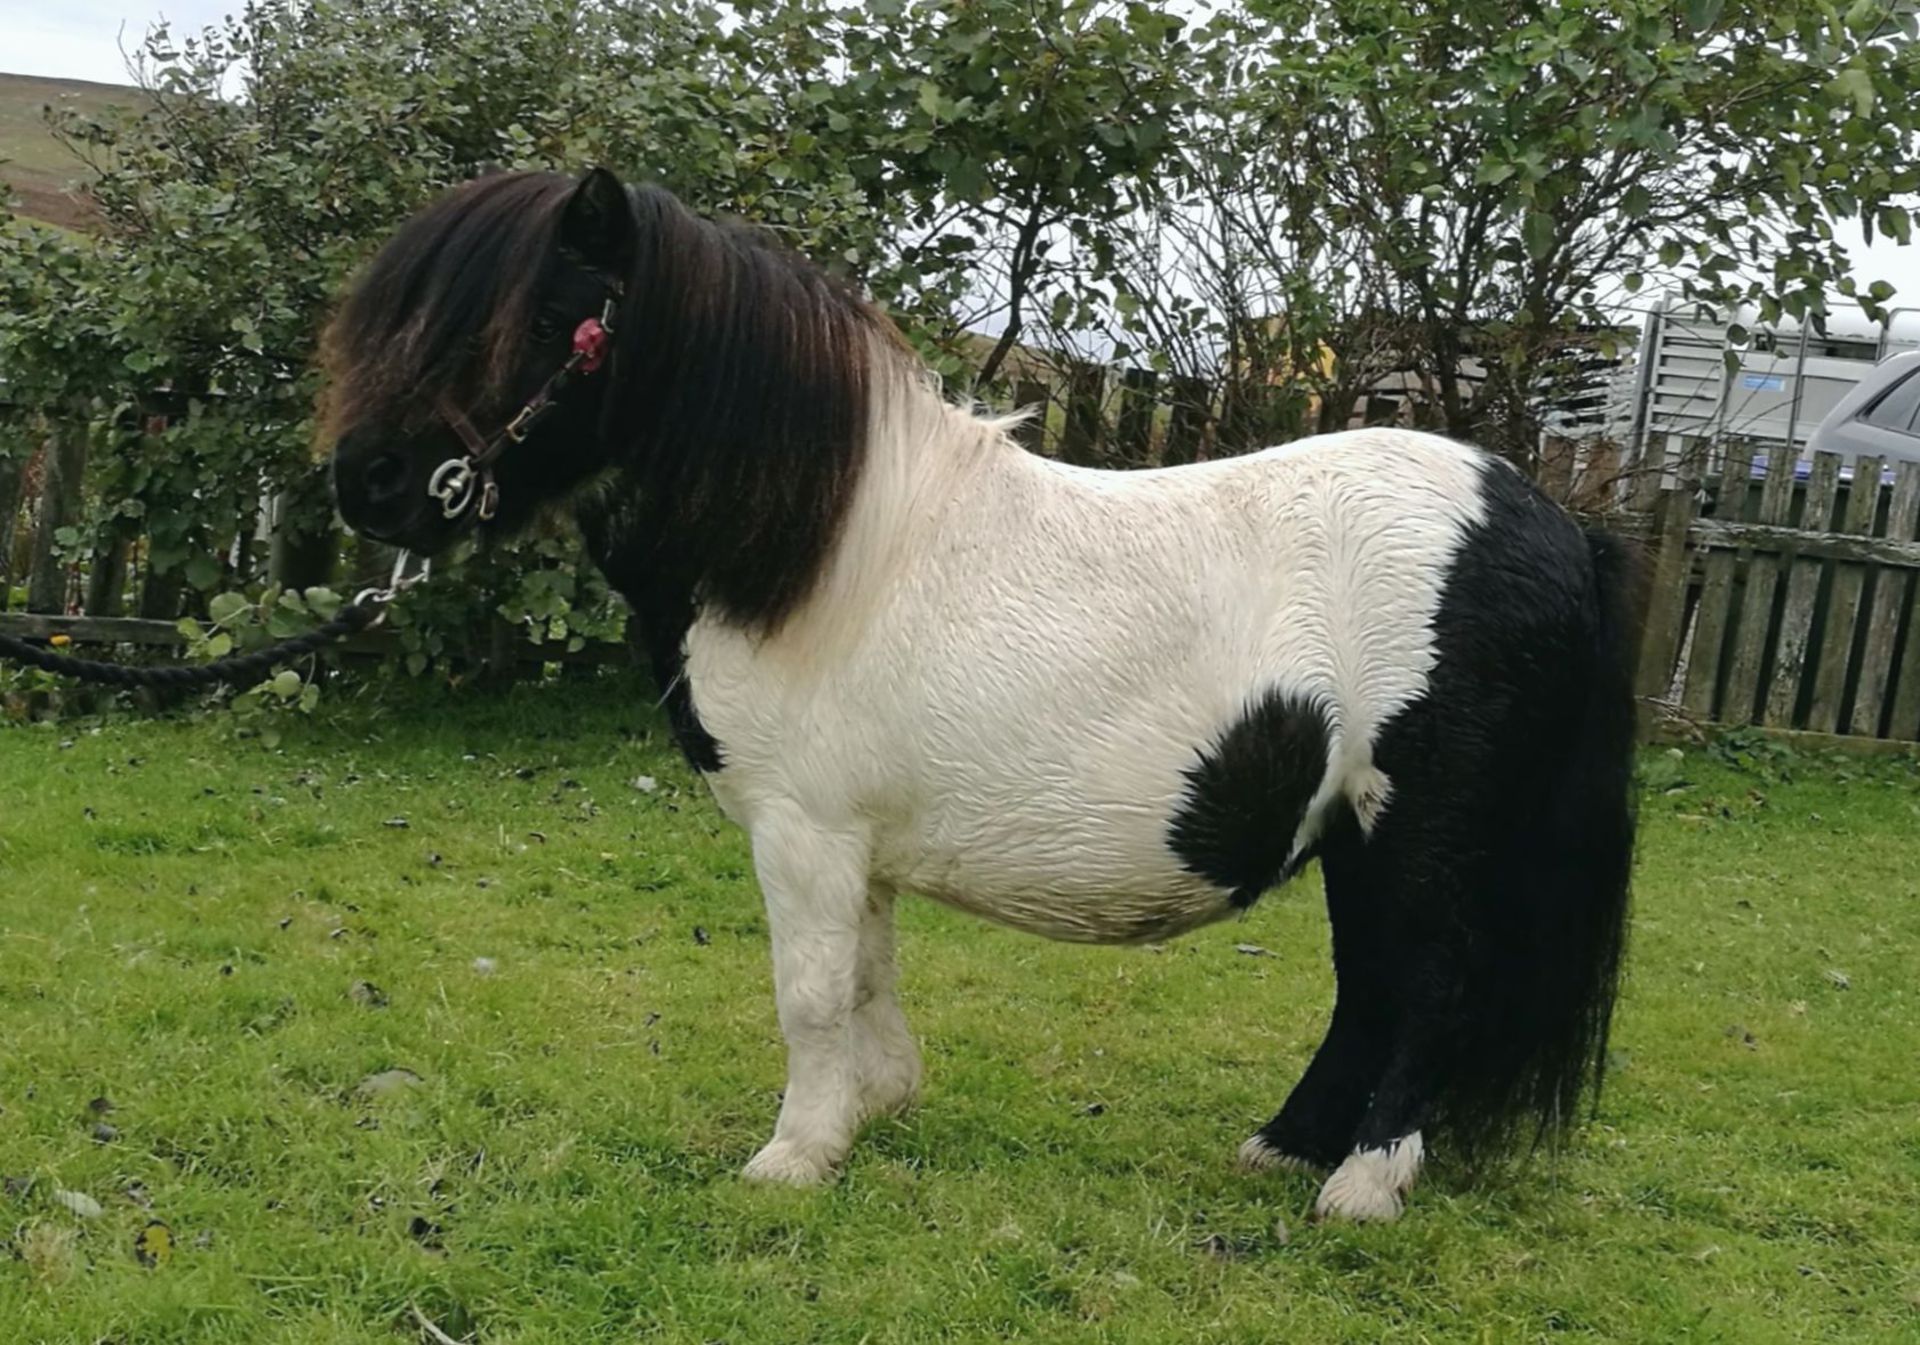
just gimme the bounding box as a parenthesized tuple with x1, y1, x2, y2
(608, 185, 881, 632)
(322, 172, 575, 438)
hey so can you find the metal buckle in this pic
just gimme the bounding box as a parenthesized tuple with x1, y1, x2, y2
(428, 457, 478, 519)
(505, 406, 538, 444)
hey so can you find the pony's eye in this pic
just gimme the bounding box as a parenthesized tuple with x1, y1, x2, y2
(531, 315, 563, 343)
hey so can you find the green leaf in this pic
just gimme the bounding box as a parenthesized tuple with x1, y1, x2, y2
(1522, 211, 1556, 262)
(304, 587, 343, 620)
(1828, 67, 1875, 119)
(1684, 0, 1724, 31)
(184, 554, 222, 592)
(270, 669, 302, 700)
(208, 592, 251, 628)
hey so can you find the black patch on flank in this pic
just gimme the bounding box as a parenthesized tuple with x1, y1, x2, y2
(1167, 690, 1331, 908)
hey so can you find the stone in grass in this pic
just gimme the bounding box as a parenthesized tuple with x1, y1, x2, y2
(471, 956, 498, 975)
(354, 1069, 424, 1101)
(349, 980, 389, 1008)
(53, 1189, 103, 1219)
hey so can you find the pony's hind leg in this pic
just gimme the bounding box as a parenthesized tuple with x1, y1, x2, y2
(742, 812, 872, 1186)
(1240, 826, 1396, 1173)
(1311, 966, 1449, 1222)
(851, 883, 921, 1119)
(1303, 806, 1460, 1222)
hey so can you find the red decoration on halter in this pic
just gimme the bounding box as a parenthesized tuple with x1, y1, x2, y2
(573, 317, 610, 373)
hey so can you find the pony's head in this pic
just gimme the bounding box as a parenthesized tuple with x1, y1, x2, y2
(324, 168, 634, 553)
(325, 166, 883, 631)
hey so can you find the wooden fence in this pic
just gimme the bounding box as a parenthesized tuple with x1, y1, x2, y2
(13, 369, 1920, 750)
(1637, 442, 1920, 745)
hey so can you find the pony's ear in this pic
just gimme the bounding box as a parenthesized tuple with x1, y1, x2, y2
(560, 167, 635, 272)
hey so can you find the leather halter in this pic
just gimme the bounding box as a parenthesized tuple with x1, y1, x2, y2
(429, 287, 621, 524)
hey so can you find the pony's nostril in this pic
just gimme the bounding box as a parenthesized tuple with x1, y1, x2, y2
(363, 452, 410, 504)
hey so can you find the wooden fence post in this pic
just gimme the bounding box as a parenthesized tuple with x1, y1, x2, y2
(1537, 435, 1577, 502)
(1719, 443, 1797, 725)
(1112, 368, 1158, 467)
(1161, 377, 1211, 467)
(1634, 456, 1702, 722)
(1851, 462, 1920, 736)
(0, 445, 25, 605)
(1057, 364, 1105, 466)
(1011, 379, 1049, 453)
(1760, 451, 1841, 728)
(26, 428, 86, 614)
(1807, 454, 1884, 731)
(1680, 453, 1752, 720)
(83, 524, 133, 617)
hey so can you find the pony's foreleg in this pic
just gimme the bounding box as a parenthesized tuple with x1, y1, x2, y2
(742, 814, 871, 1186)
(852, 884, 921, 1119)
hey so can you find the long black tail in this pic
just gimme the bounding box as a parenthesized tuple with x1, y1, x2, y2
(1433, 528, 1641, 1165)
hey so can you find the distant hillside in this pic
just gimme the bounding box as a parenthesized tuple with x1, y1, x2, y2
(0, 71, 149, 230)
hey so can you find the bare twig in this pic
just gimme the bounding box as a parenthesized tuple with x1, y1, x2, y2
(408, 1304, 471, 1345)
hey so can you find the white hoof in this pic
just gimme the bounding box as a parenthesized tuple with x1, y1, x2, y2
(1313, 1132, 1424, 1223)
(742, 1138, 841, 1186)
(1237, 1133, 1318, 1173)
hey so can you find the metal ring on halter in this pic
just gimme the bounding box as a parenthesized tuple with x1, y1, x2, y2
(428, 458, 479, 520)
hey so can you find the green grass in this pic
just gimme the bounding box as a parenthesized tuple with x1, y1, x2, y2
(2, 684, 1918, 1343)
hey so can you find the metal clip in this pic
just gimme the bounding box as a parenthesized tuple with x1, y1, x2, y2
(353, 550, 431, 627)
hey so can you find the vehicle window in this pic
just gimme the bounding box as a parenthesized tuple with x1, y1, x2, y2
(1861, 369, 1920, 434)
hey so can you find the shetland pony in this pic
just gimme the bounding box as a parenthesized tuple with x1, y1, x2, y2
(325, 168, 1638, 1221)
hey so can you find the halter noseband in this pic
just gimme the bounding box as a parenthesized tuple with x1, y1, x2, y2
(430, 286, 621, 524)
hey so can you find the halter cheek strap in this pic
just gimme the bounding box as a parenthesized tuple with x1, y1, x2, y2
(430, 288, 620, 524)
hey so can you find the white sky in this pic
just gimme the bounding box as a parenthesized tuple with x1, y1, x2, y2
(6, 1, 1920, 323)
(2, 1, 232, 87)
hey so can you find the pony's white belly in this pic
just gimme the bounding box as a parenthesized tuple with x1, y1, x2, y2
(875, 780, 1243, 944)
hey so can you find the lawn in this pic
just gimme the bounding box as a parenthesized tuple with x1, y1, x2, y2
(2, 680, 1917, 1343)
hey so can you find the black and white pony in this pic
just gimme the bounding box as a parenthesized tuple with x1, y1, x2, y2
(326, 168, 1638, 1221)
